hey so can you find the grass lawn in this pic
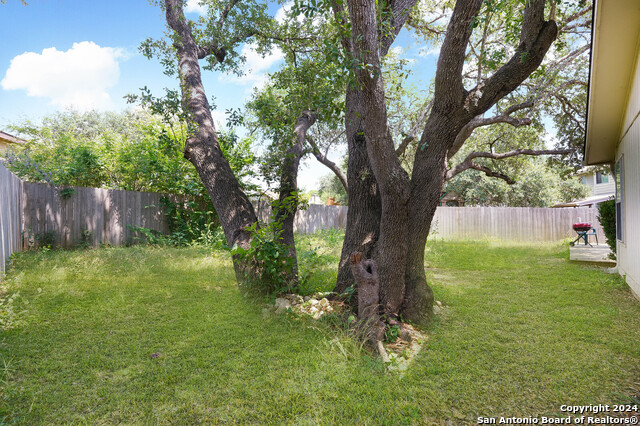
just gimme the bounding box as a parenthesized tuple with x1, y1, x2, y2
(1, 235, 639, 424)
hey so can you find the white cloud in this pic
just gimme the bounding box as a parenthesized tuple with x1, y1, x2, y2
(389, 46, 404, 56)
(274, 3, 290, 23)
(185, 0, 207, 15)
(418, 46, 440, 57)
(219, 42, 284, 92)
(211, 110, 227, 128)
(542, 129, 559, 149)
(1, 41, 124, 111)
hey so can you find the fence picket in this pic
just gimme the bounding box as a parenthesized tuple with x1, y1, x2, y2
(1, 162, 608, 277)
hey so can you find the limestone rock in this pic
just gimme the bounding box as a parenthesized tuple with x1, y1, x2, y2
(275, 298, 292, 314)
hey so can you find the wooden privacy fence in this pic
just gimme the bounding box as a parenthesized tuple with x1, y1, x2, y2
(253, 202, 604, 241)
(0, 164, 23, 276)
(1, 162, 607, 275)
(431, 206, 605, 242)
(0, 163, 172, 275)
(254, 200, 348, 234)
(21, 182, 170, 249)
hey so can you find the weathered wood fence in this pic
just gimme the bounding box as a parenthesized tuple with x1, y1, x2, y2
(0, 164, 23, 276)
(254, 200, 348, 234)
(431, 206, 605, 242)
(255, 202, 604, 242)
(1, 162, 607, 276)
(1, 163, 171, 275)
(21, 182, 170, 249)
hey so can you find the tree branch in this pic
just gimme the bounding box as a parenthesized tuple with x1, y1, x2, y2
(432, 0, 483, 114)
(197, 30, 257, 62)
(468, 163, 515, 184)
(218, 0, 241, 30)
(525, 45, 589, 102)
(379, 0, 421, 56)
(294, 110, 317, 150)
(466, 0, 557, 117)
(306, 135, 349, 193)
(558, 5, 592, 33)
(446, 147, 573, 181)
(330, 0, 354, 54)
(396, 99, 433, 156)
(448, 100, 534, 159)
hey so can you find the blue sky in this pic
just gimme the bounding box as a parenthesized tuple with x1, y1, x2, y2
(0, 0, 438, 190)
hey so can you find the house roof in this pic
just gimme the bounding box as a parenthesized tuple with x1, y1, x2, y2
(439, 191, 463, 201)
(573, 166, 612, 177)
(552, 194, 614, 208)
(0, 131, 27, 146)
(584, 0, 640, 165)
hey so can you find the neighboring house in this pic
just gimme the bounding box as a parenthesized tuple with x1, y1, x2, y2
(308, 195, 323, 205)
(439, 191, 465, 207)
(574, 167, 615, 197)
(585, 0, 640, 300)
(552, 194, 614, 208)
(0, 131, 26, 152)
(552, 167, 615, 208)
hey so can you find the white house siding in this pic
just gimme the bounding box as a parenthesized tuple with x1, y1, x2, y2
(578, 172, 614, 197)
(616, 38, 640, 300)
(584, 174, 595, 189)
(593, 178, 615, 196)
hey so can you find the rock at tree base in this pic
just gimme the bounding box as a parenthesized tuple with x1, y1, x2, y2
(273, 293, 343, 319)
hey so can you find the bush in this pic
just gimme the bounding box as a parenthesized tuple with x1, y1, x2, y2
(231, 220, 297, 295)
(160, 196, 218, 244)
(597, 199, 616, 258)
(34, 231, 57, 249)
(231, 195, 302, 295)
(0, 284, 23, 331)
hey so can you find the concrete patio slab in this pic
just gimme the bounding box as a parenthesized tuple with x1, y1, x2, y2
(569, 244, 616, 264)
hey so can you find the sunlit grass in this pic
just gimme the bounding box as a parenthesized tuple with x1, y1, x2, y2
(0, 238, 638, 424)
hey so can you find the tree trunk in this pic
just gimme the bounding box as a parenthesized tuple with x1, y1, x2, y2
(273, 111, 317, 287)
(334, 86, 382, 297)
(401, 0, 557, 324)
(335, 0, 556, 325)
(347, 0, 412, 317)
(165, 0, 259, 283)
(349, 252, 385, 342)
(402, 115, 465, 323)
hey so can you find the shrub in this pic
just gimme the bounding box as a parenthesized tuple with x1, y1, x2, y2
(597, 199, 616, 258)
(231, 220, 296, 295)
(160, 196, 218, 244)
(34, 231, 57, 249)
(129, 225, 171, 246)
(0, 285, 23, 331)
(231, 194, 302, 296)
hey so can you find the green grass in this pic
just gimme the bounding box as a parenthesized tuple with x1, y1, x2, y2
(1, 238, 639, 424)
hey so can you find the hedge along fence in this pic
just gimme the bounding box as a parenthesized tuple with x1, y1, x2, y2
(0, 163, 23, 276)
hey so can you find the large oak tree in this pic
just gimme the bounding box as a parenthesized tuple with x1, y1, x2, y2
(157, 0, 571, 324)
(334, 0, 560, 323)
